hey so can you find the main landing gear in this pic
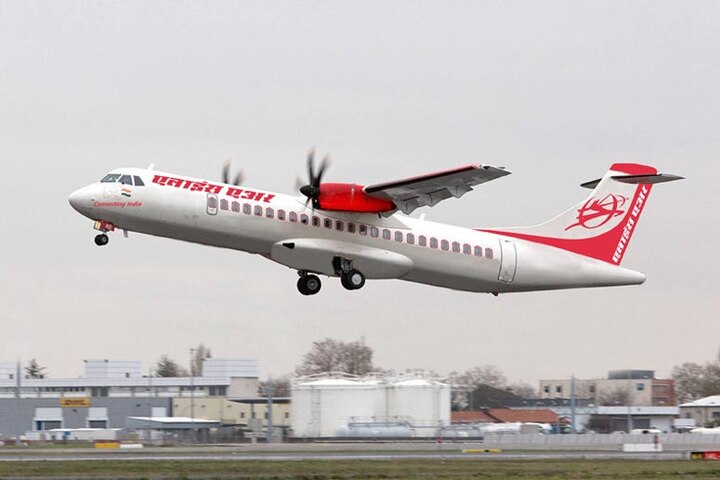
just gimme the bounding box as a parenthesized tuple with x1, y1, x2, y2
(340, 269, 365, 290)
(333, 256, 365, 291)
(297, 273, 322, 296)
(296, 257, 367, 296)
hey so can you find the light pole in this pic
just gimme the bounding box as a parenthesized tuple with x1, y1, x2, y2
(266, 378, 273, 444)
(189, 348, 196, 443)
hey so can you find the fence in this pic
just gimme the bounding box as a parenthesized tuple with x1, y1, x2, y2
(478, 433, 720, 451)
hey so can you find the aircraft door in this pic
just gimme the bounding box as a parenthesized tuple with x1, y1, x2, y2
(498, 239, 517, 283)
(206, 194, 218, 215)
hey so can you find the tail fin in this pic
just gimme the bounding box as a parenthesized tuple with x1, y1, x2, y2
(482, 163, 683, 265)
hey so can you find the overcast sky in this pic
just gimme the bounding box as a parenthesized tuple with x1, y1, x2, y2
(0, 1, 717, 386)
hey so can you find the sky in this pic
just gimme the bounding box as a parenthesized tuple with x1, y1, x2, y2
(0, 1, 718, 386)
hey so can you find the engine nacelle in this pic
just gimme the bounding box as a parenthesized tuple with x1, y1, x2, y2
(317, 183, 396, 213)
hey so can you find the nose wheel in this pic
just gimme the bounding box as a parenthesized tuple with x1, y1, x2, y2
(94, 234, 109, 246)
(297, 273, 322, 296)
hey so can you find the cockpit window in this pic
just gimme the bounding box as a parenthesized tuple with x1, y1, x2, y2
(100, 174, 121, 183)
(133, 176, 145, 186)
(119, 175, 133, 185)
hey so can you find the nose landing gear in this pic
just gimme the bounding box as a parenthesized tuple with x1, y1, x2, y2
(92, 220, 116, 247)
(94, 234, 109, 246)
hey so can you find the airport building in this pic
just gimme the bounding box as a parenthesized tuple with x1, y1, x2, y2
(538, 370, 675, 407)
(679, 395, 720, 428)
(0, 359, 279, 440)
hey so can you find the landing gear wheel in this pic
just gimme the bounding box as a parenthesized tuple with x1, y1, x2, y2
(341, 269, 365, 290)
(297, 274, 322, 296)
(94, 234, 109, 246)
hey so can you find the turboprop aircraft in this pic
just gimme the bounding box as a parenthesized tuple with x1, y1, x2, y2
(68, 151, 682, 295)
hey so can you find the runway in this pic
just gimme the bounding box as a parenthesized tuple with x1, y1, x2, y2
(0, 449, 685, 462)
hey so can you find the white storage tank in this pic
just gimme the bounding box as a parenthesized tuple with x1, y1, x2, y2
(291, 377, 384, 438)
(291, 373, 450, 438)
(387, 378, 451, 433)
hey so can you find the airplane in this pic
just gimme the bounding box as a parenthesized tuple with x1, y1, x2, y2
(68, 151, 682, 296)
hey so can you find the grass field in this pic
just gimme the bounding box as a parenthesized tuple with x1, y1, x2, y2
(0, 459, 719, 479)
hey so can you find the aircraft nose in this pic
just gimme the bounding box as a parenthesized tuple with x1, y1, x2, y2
(68, 186, 93, 214)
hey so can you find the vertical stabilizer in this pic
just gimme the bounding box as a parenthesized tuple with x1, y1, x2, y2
(481, 163, 682, 265)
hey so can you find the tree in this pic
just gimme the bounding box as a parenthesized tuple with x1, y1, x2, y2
(449, 365, 509, 410)
(672, 362, 707, 403)
(258, 375, 291, 397)
(295, 338, 377, 376)
(672, 358, 720, 403)
(450, 366, 508, 389)
(597, 386, 632, 406)
(155, 355, 186, 377)
(25, 359, 46, 379)
(507, 381, 537, 398)
(191, 344, 212, 377)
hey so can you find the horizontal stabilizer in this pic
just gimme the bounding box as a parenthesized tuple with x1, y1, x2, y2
(581, 172, 684, 189)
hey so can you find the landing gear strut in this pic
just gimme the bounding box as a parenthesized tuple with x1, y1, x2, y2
(333, 256, 366, 291)
(297, 272, 322, 296)
(94, 234, 109, 246)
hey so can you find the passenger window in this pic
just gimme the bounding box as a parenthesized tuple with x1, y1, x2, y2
(243, 203, 251, 214)
(133, 176, 145, 186)
(359, 225, 368, 236)
(312, 216, 320, 227)
(452, 241, 460, 253)
(289, 212, 298, 223)
(463, 243, 471, 255)
(278, 210, 286, 221)
(220, 199, 229, 210)
(441, 240, 449, 251)
(301, 214, 309, 225)
(474, 246, 483, 257)
(382, 229, 391, 240)
(371, 227, 379, 238)
(266, 208, 274, 219)
(430, 238, 438, 249)
(324, 218, 332, 229)
(407, 233, 415, 245)
(119, 175, 133, 185)
(485, 248, 494, 259)
(336, 220, 344, 231)
(348, 223, 356, 233)
(231, 201, 240, 212)
(419, 235, 427, 247)
(254, 205, 263, 216)
(100, 174, 121, 183)
(394, 231, 403, 242)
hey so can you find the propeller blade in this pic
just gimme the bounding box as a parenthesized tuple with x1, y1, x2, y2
(232, 169, 244, 186)
(306, 146, 316, 184)
(315, 154, 330, 187)
(222, 158, 231, 184)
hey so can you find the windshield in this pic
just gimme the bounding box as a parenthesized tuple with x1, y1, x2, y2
(100, 174, 121, 183)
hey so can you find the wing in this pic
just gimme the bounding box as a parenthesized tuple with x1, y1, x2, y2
(364, 164, 511, 214)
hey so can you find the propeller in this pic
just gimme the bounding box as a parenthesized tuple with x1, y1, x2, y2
(222, 158, 244, 186)
(299, 147, 330, 209)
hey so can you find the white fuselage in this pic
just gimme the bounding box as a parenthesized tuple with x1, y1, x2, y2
(69, 168, 646, 294)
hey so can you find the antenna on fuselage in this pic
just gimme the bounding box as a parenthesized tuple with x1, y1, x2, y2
(148, 163, 155, 171)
